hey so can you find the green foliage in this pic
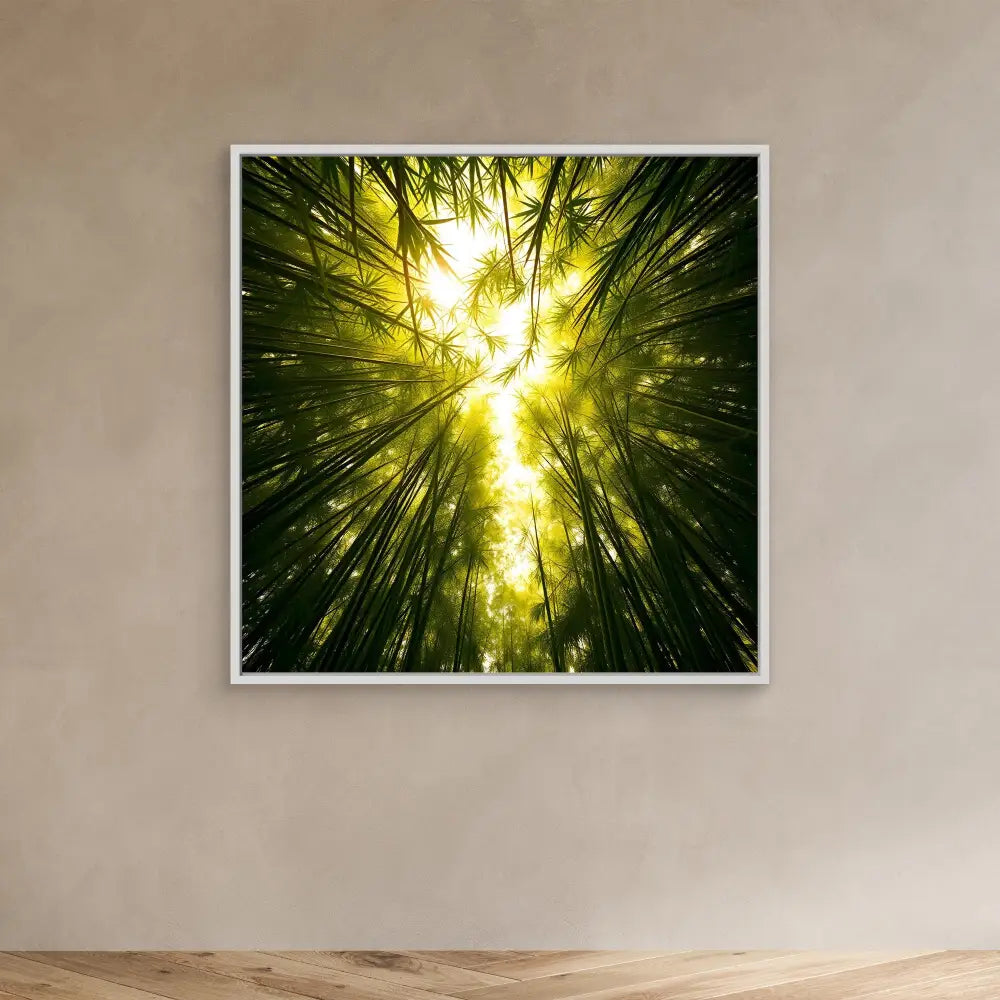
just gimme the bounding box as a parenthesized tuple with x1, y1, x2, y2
(241, 154, 759, 672)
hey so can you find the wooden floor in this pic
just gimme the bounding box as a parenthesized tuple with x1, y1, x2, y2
(2, 951, 1000, 999)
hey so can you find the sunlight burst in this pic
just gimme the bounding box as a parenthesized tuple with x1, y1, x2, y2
(422, 221, 556, 610)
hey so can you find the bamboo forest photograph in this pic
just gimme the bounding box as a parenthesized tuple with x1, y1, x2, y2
(235, 148, 766, 678)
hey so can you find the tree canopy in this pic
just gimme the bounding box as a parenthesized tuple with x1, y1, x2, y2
(241, 154, 759, 672)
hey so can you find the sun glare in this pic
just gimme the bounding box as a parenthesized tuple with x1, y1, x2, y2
(424, 265, 465, 313)
(422, 214, 499, 311)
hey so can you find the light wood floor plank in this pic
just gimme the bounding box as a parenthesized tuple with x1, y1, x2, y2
(0, 954, 170, 1000)
(856, 963, 1000, 1000)
(160, 951, 454, 1000)
(415, 954, 547, 973)
(513, 953, 927, 1000)
(717, 952, 1000, 1000)
(471, 952, 671, 981)
(454, 951, 793, 1000)
(13, 953, 317, 1000)
(269, 950, 516, 991)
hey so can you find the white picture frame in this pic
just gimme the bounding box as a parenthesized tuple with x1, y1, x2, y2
(230, 145, 769, 684)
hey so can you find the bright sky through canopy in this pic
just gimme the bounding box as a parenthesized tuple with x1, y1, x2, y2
(420, 212, 559, 625)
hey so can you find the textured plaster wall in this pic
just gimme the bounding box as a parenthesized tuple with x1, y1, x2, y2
(2, 0, 999, 948)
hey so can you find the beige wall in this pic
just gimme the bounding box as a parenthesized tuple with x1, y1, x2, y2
(2, 0, 1000, 949)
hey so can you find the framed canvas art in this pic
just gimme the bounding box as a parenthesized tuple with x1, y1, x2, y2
(231, 146, 768, 682)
